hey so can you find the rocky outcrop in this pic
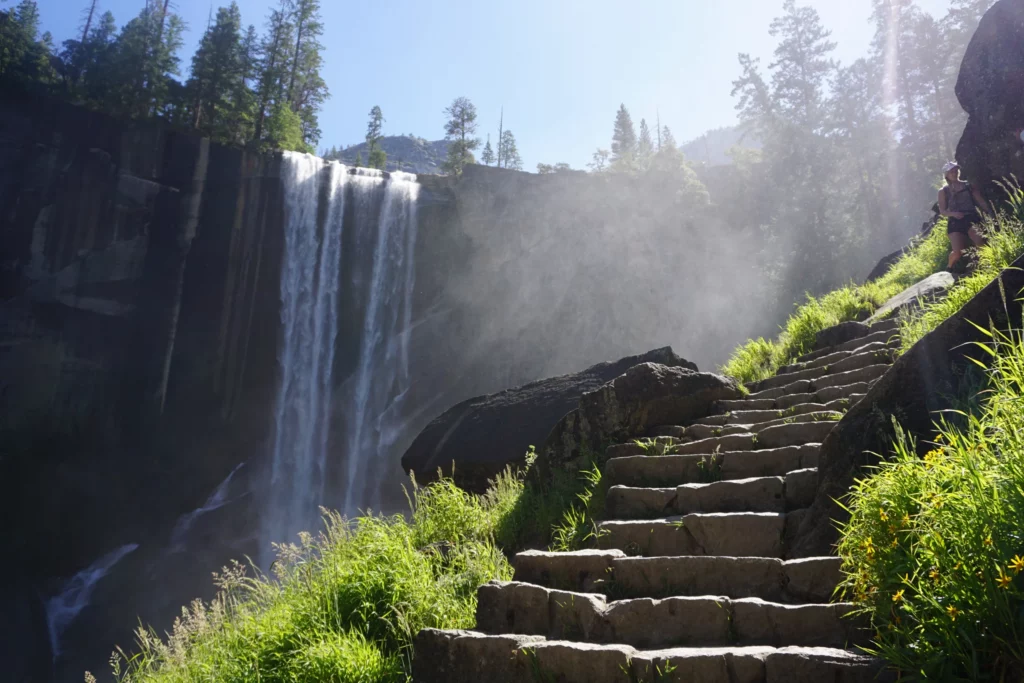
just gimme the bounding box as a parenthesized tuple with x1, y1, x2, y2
(813, 321, 869, 351)
(866, 271, 955, 324)
(792, 253, 1024, 557)
(538, 364, 742, 479)
(954, 0, 1024, 199)
(402, 347, 694, 492)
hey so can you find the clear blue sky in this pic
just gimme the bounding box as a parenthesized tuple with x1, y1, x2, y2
(37, 0, 951, 169)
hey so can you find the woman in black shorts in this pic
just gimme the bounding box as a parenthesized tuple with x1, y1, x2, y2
(938, 161, 991, 270)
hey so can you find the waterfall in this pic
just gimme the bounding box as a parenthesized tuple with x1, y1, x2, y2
(265, 153, 346, 556)
(265, 154, 419, 554)
(168, 462, 245, 553)
(45, 543, 139, 660)
(342, 171, 420, 514)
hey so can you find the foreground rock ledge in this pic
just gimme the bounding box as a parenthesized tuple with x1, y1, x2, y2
(401, 348, 695, 492)
(539, 363, 742, 480)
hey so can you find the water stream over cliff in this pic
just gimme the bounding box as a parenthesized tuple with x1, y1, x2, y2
(263, 153, 419, 559)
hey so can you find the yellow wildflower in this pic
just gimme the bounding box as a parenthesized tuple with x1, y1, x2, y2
(947, 605, 959, 620)
(880, 508, 889, 522)
(929, 568, 940, 584)
(891, 538, 899, 548)
(924, 449, 942, 464)
(892, 589, 905, 603)
(985, 535, 994, 548)
(998, 570, 1013, 590)
(901, 514, 911, 527)
(1010, 555, 1024, 574)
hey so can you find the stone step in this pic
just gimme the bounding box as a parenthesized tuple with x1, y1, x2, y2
(476, 581, 867, 650)
(750, 365, 827, 392)
(870, 317, 901, 334)
(797, 328, 899, 363)
(746, 379, 812, 401)
(721, 398, 850, 425)
(688, 411, 842, 440)
(717, 397, 777, 412)
(755, 420, 837, 449)
(605, 444, 820, 488)
(598, 512, 796, 558)
(605, 469, 817, 518)
(811, 363, 890, 390)
(413, 629, 892, 683)
(605, 556, 841, 603)
(673, 432, 757, 455)
(751, 348, 893, 393)
(775, 380, 873, 409)
(514, 553, 841, 603)
(780, 341, 892, 375)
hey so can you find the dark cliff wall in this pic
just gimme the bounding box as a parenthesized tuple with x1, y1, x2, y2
(0, 91, 286, 680)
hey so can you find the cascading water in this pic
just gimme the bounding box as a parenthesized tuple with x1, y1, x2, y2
(45, 543, 139, 661)
(264, 153, 347, 559)
(342, 171, 419, 514)
(168, 462, 245, 553)
(264, 153, 419, 556)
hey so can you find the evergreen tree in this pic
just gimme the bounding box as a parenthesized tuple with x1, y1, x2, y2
(481, 134, 495, 166)
(0, 1, 56, 85)
(355, 150, 363, 167)
(769, 0, 836, 130)
(441, 96, 479, 174)
(284, 0, 327, 147)
(637, 118, 654, 169)
(610, 104, 637, 170)
(588, 149, 610, 173)
(366, 105, 386, 170)
(253, 7, 293, 145)
(498, 129, 522, 170)
(185, 4, 246, 139)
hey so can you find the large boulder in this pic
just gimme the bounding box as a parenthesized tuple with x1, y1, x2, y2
(539, 364, 742, 481)
(954, 0, 1024, 199)
(401, 348, 696, 492)
(866, 271, 955, 324)
(792, 253, 1024, 557)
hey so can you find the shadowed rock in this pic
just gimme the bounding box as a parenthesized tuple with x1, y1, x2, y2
(955, 0, 1024, 199)
(538, 363, 742, 480)
(401, 348, 695, 492)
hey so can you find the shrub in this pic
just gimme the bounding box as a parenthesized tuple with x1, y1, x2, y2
(837, 327, 1024, 680)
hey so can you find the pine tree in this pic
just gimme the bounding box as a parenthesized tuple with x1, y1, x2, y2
(284, 0, 327, 147)
(769, 0, 836, 130)
(481, 134, 495, 166)
(610, 104, 637, 171)
(588, 149, 610, 173)
(253, 7, 293, 146)
(185, 3, 247, 140)
(366, 105, 386, 170)
(441, 96, 480, 175)
(355, 150, 363, 167)
(637, 118, 654, 169)
(498, 129, 522, 170)
(0, 1, 55, 85)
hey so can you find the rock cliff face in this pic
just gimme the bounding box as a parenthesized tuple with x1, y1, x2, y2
(1, 90, 286, 681)
(955, 0, 1024, 198)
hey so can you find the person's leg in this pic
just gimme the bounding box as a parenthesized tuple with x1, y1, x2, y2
(968, 224, 986, 248)
(948, 230, 969, 269)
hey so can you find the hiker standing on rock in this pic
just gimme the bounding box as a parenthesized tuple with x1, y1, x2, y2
(938, 161, 991, 271)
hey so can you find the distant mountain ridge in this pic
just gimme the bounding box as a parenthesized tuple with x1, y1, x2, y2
(681, 125, 761, 167)
(324, 136, 449, 174)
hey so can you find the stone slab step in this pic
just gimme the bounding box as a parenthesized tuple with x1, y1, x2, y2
(779, 341, 891, 376)
(413, 629, 893, 683)
(750, 365, 829, 393)
(673, 432, 757, 455)
(717, 397, 777, 412)
(746, 379, 812, 401)
(797, 328, 899, 364)
(598, 512, 793, 558)
(811, 363, 890, 390)
(606, 469, 817, 518)
(476, 581, 866, 650)
(870, 317, 901, 334)
(721, 399, 850, 425)
(605, 444, 820, 488)
(775, 380, 872, 410)
(688, 411, 842, 439)
(514, 549, 625, 593)
(605, 437, 682, 459)
(605, 556, 841, 603)
(756, 420, 837, 449)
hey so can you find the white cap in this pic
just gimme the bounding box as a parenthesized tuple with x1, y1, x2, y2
(942, 161, 960, 173)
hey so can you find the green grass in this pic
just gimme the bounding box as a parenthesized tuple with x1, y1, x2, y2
(721, 227, 949, 383)
(108, 450, 607, 683)
(837, 325, 1024, 680)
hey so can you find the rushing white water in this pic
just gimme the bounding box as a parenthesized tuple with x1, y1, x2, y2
(45, 543, 139, 659)
(168, 462, 245, 553)
(265, 153, 347, 555)
(265, 155, 419, 553)
(342, 171, 420, 514)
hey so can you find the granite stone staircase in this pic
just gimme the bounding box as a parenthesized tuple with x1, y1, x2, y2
(414, 319, 902, 683)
